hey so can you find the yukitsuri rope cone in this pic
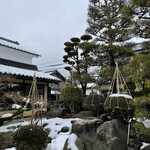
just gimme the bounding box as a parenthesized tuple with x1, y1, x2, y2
(27, 73, 45, 125)
(104, 62, 135, 145)
(104, 62, 134, 115)
(82, 81, 105, 117)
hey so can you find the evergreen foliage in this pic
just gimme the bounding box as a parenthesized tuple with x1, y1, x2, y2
(134, 95, 150, 119)
(13, 125, 48, 150)
(133, 122, 150, 136)
(129, 0, 150, 39)
(63, 34, 99, 94)
(86, 0, 134, 79)
(123, 51, 150, 93)
(60, 85, 84, 114)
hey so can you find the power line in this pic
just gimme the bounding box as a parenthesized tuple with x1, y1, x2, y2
(21, 21, 86, 44)
(38, 63, 66, 70)
(44, 63, 66, 68)
(36, 60, 63, 66)
(40, 66, 66, 72)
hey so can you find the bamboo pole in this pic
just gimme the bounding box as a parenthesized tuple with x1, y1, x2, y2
(116, 62, 120, 94)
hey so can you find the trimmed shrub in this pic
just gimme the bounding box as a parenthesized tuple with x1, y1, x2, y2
(82, 94, 105, 110)
(104, 95, 135, 119)
(13, 125, 48, 150)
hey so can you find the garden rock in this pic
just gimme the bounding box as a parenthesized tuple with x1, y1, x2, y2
(141, 145, 150, 150)
(47, 108, 67, 118)
(128, 139, 142, 149)
(127, 147, 138, 150)
(45, 128, 51, 134)
(72, 119, 128, 150)
(99, 114, 107, 122)
(0, 131, 14, 150)
(95, 119, 127, 150)
(7, 126, 17, 130)
(71, 120, 77, 124)
(130, 122, 150, 143)
(61, 126, 69, 132)
(72, 119, 103, 150)
(74, 111, 94, 119)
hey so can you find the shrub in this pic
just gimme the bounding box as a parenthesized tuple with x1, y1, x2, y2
(13, 125, 48, 150)
(60, 85, 84, 114)
(133, 122, 150, 136)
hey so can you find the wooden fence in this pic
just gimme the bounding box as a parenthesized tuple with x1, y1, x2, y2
(0, 108, 42, 118)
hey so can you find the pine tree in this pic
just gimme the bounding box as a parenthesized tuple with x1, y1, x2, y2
(86, 0, 134, 79)
(127, 0, 150, 51)
(63, 35, 99, 94)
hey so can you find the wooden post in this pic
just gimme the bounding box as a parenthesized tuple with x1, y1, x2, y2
(31, 73, 36, 125)
(44, 85, 47, 109)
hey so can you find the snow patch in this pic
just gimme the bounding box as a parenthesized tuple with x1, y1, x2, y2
(5, 147, 16, 150)
(109, 94, 133, 99)
(1, 113, 13, 118)
(12, 104, 21, 109)
(141, 142, 150, 149)
(68, 133, 78, 150)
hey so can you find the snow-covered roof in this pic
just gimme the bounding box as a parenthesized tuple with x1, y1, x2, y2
(88, 66, 101, 77)
(0, 37, 40, 57)
(0, 64, 59, 80)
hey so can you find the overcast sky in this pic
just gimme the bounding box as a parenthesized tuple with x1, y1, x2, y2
(0, 0, 89, 77)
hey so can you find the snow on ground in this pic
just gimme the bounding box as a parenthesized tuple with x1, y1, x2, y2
(12, 104, 21, 109)
(45, 118, 80, 150)
(5, 148, 16, 150)
(142, 119, 150, 128)
(0, 117, 80, 150)
(68, 133, 78, 150)
(141, 142, 150, 149)
(0, 120, 29, 132)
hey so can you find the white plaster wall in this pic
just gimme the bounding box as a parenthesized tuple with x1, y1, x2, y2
(86, 88, 100, 95)
(0, 45, 35, 64)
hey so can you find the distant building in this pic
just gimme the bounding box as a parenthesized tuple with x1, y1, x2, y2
(50, 70, 66, 90)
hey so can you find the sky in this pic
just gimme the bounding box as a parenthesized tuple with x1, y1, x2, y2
(0, 0, 89, 78)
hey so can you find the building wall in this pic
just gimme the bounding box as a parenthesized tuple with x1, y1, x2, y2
(86, 88, 100, 95)
(59, 81, 66, 90)
(0, 45, 34, 65)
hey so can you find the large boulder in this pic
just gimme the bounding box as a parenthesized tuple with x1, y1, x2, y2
(0, 131, 14, 150)
(72, 119, 103, 150)
(95, 119, 127, 150)
(72, 119, 128, 150)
